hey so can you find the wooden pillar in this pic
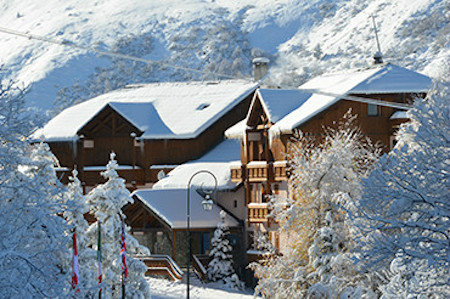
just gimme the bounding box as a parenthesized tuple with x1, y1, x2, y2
(172, 230, 176, 261)
(131, 132, 136, 170)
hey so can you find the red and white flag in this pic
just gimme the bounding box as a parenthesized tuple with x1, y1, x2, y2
(72, 231, 80, 293)
(121, 220, 128, 279)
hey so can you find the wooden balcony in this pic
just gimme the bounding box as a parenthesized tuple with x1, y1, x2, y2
(273, 160, 288, 181)
(248, 203, 269, 223)
(230, 163, 243, 182)
(247, 162, 268, 182)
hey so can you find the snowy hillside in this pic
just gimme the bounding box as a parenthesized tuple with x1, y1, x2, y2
(0, 0, 447, 115)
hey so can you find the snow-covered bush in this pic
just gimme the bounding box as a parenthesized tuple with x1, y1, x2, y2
(0, 79, 72, 297)
(354, 80, 450, 298)
(252, 113, 381, 298)
(207, 210, 244, 289)
(85, 152, 151, 298)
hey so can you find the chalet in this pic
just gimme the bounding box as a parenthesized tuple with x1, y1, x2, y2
(32, 80, 258, 190)
(225, 63, 432, 254)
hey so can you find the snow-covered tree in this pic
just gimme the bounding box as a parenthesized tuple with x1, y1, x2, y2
(85, 152, 150, 298)
(0, 78, 72, 297)
(207, 210, 243, 289)
(63, 169, 98, 297)
(354, 80, 450, 298)
(252, 113, 381, 298)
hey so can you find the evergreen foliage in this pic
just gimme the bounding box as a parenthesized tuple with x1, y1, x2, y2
(0, 79, 71, 297)
(354, 80, 450, 298)
(207, 210, 243, 289)
(85, 152, 151, 298)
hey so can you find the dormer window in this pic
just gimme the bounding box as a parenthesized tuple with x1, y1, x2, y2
(196, 103, 210, 110)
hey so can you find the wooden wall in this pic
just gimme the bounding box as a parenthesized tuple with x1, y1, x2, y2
(46, 90, 255, 185)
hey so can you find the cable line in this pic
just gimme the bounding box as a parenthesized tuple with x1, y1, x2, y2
(0, 26, 427, 110)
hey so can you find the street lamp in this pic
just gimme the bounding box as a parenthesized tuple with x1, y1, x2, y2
(186, 170, 217, 299)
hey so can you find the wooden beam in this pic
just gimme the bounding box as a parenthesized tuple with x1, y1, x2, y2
(172, 230, 176, 260)
(130, 209, 145, 224)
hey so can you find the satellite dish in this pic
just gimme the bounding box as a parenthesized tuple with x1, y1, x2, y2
(157, 170, 166, 181)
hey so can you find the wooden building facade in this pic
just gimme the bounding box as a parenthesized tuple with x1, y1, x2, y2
(226, 63, 432, 253)
(33, 80, 258, 190)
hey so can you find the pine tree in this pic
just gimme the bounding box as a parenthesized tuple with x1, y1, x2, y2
(0, 80, 72, 298)
(207, 210, 243, 289)
(85, 152, 150, 298)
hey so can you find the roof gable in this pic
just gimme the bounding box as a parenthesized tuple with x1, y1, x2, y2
(33, 80, 258, 141)
(78, 104, 142, 137)
(226, 64, 432, 139)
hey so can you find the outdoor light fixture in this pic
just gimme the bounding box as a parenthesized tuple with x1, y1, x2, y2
(186, 170, 217, 299)
(201, 194, 213, 211)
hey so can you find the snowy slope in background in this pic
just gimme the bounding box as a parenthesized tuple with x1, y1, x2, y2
(0, 0, 447, 114)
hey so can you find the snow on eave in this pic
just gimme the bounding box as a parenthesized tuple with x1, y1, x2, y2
(225, 119, 247, 140)
(390, 110, 409, 120)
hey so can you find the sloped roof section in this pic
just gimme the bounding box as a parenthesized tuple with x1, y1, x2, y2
(132, 189, 239, 229)
(33, 80, 258, 141)
(271, 63, 432, 136)
(226, 64, 432, 139)
(257, 89, 312, 123)
(301, 63, 431, 95)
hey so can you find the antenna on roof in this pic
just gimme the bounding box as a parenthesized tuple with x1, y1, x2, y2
(371, 14, 383, 64)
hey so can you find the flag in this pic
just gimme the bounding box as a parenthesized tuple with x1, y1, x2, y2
(72, 231, 80, 293)
(121, 219, 128, 278)
(97, 221, 102, 292)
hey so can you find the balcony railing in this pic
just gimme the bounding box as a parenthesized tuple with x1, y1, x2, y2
(230, 160, 288, 183)
(273, 160, 288, 181)
(248, 203, 269, 223)
(230, 163, 243, 182)
(247, 161, 268, 182)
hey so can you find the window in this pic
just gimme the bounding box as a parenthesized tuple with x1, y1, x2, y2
(367, 104, 379, 116)
(234, 200, 237, 208)
(83, 139, 94, 148)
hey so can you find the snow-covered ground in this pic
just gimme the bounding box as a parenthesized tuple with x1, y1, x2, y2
(147, 277, 255, 299)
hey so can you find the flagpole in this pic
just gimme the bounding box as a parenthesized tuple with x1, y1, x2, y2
(72, 229, 80, 293)
(98, 221, 102, 299)
(121, 216, 128, 299)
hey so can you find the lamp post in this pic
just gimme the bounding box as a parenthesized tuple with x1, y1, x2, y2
(186, 170, 217, 299)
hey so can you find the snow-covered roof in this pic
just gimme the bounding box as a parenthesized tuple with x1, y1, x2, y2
(227, 64, 431, 139)
(257, 89, 312, 123)
(252, 57, 270, 64)
(301, 63, 432, 95)
(33, 80, 257, 141)
(132, 189, 239, 229)
(390, 111, 409, 120)
(153, 139, 241, 190)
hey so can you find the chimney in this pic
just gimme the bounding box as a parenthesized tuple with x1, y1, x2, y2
(373, 51, 383, 64)
(252, 57, 270, 81)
